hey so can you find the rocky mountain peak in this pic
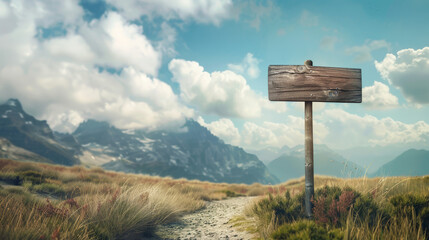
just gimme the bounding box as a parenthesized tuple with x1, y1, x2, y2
(5, 98, 23, 110)
(73, 119, 111, 134)
(0, 99, 79, 166)
(1, 99, 53, 139)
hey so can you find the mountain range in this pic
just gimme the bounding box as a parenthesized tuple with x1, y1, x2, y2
(0, 99, 427, 183)
(0, 99, 277, 184)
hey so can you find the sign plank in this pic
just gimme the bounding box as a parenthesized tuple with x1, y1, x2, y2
(268, 65, 362, 103)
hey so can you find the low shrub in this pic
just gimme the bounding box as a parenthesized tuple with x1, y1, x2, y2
(390, 193, 429, 234)
(18, 170, 46, 184)
(312, 186, 359, 227)
(272, 220, 344, 240)
(30, 183, 67, 198)
(250, 190, 305, 238)
(352, 193, 387, 226)
(223, 190, 243, 197)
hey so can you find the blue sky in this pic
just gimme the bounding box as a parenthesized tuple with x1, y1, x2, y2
(0, 0, 428, 151)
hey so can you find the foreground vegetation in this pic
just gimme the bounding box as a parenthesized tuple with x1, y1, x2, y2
(247, 175, 429, 239)
(0, 159, 270, 239)
(1, 158, 428, 239)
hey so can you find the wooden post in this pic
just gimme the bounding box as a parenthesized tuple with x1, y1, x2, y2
(304, 60, 314, 218)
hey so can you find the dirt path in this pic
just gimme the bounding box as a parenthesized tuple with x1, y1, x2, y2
(155, 196, 257, 240)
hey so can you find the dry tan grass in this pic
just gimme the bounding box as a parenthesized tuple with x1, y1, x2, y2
(0, 159, 274, 239)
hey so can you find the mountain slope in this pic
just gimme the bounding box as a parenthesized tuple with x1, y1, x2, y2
(0, 137, 51, 163)
(0, 99, 79, 166)
(335, 145, 414, 174)
(267, 145, 364, 182)
(73, 119, 278, 184)
(373, 149, 429, 177)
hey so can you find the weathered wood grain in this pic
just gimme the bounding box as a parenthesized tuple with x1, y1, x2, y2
(304, 101, 314, 218)
(268, 65, 362, 102)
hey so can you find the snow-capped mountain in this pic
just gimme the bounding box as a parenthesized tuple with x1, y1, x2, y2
(73, 119, 278, 184)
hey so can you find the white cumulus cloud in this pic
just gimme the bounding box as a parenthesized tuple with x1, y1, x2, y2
(0, 1, 193, 132)
(197, 117, 241, 145)
(362, 81, 399, 109)
(375, 47, 429, 105)
(240, 117, 328, 150)
(169, 59, 286, 118)
(0, 60, 193, 132)
(80, 11, 162, 76)
(197, 108, 428, 151)
(318, 109, 429, 149)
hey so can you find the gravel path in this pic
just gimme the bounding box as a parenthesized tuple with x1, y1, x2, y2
(155, 197, 256, 240)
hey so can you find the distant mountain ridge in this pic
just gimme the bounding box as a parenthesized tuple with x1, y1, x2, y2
(267, 144, 365, 182)
(372, 149, 429, 177)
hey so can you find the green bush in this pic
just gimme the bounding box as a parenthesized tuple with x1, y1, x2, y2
(272, 220, 344, 240)
(18, 170, 46, 184)
(30, 183, 67, 198)
(390, 193, 429, 234)
(352, 193, 387, 226)
(390, 193, 429, 216)
(253, 191, 304, 226)
(223, 190, 243, 197)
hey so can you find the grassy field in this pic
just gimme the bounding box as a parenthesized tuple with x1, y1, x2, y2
(0, 159, 273, 239)
(1, 158, 428, 239)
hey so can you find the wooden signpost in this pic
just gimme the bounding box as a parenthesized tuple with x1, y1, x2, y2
(268, 60, 362, 218)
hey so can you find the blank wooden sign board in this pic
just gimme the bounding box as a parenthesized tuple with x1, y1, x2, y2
(268, 64, 362, 103)
(268, 60, 362, 218)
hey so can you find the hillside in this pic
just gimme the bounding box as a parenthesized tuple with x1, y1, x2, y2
(373, 149, 429, 177)
(0, 99, 79, 166)
(267, 145, 364, 182)
(0, 138, 51, 163)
